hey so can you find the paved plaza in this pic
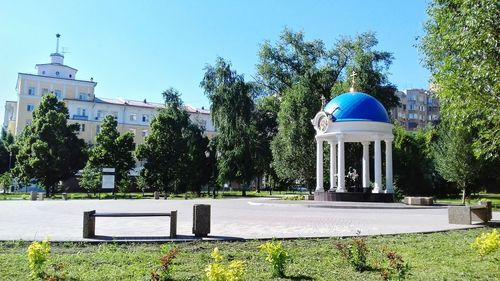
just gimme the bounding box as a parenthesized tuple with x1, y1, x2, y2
(0, 198, 497, 242)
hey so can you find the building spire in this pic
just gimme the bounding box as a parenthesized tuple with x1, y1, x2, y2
(349, 70, 357, 92)
(55, 33, 61, 53)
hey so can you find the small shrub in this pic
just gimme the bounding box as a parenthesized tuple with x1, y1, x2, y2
(259, 240, 290, 277)
(22, 194, 29, 200)
(471, 229, 500, 257)
(335, 238, 369, 272)
(151, 247, 178, 281)
(205, 247, 246, 281)
(380, 249, 410, 281)
(43, 263, 68, 281)
(27, 239, 51, 279)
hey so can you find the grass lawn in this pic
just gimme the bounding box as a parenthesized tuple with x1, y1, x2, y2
(1, 228, 499, 280)
(436, 193, 500, 211)
(0, 190, 305, 201)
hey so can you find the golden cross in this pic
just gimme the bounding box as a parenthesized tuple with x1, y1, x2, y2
(350, 70, 357, 92)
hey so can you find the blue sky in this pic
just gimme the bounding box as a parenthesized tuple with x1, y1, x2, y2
(0, 0, 430, 121)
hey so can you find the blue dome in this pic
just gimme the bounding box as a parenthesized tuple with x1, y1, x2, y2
(323, 92, 390, 123)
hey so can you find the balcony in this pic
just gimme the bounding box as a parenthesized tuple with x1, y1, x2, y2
(72, 115, 89, 121)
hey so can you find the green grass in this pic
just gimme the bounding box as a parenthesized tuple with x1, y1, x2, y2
(436, 193, 500, 211)
(1, 228, 499, 280)
(0, 190, 305, 201)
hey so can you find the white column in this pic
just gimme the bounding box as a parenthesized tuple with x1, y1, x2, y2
(315, 139, 324, 192)
(362, 142, 370, 188)
(337, 135, 345, 192)
(385, 139, 394, 193)
(329, 141, 337, 190)
(374, 136, 382, 193)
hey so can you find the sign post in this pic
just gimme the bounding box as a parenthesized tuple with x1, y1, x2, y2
(101, 168, 115, 199)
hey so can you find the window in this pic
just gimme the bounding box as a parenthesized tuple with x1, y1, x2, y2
(80, 124, 86, 132)
(419, 105, 425, 111)
(142, 130, 148, 137)
(129, 129, 136, 135)
(142, 114, 149, 123)
(97, 110, 105, 119)
(408, 105, 416, 110)
(42, 88, 49, 95)
(28, 87, 36, 96)
(27, 104, 35, 112)
(56, 71, 60, 76)
(54, 90, 62, 99)
(79, 93, 87, 100)
(130, 114, 137, 121)
(77, 108, 87, 116)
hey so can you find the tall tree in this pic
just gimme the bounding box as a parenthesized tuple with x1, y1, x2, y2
(0, 128, 15, 174)
(271, 77, 320, 189)
(84, 115, 135, 193)
(200, 57, 257, 195)
(13, 94, 86, 196)
(257, 29, 398, 186)
(136, 88, 209, 195)
(433, 126, 481, 204)
(420, 0, 500, 160)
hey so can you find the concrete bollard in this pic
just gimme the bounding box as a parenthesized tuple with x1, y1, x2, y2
(192, 204, 211, 237)
(30, 191, 38, 201)
(62, 193, 68, 200)
(154, 191, 160, 200)
(479, 201, 492, 221)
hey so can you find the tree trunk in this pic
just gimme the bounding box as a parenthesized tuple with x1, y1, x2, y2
(257, 175, 261, 193)
(461, 186, 467, 205)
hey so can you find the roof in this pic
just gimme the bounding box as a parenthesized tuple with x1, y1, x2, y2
(35, 63, 78, 72)
(323, 92, 390, 123)
(94, 97, 210, 114)
(18, 73, 97, 85)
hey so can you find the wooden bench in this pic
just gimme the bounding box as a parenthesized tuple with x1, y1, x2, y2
(448, 204, 492, 225)
(83, 210, 177, 238)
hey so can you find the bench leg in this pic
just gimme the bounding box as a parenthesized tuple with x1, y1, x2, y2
(170, 210, 177, 238)
(83, 210, 96, 238)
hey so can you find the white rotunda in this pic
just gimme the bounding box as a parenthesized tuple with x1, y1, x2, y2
(312, 88, 394, 202)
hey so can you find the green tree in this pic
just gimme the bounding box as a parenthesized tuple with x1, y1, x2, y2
(0, 172, 13, 193)
(85, 115, 135, 193)
(182, 123, 211, 195)
(257, 29, 398, 187)
(392, 124, 435, 196)
(433, 126, 481, 204)
(200, 57, 257, 195)
(0, 128, 15, 174)
(420, 0, 500, 160)
(79, 164, 102, 195)
(13, 93, 86, 196)
(137, 88, 209, 195)
(271, 77, 319, 190)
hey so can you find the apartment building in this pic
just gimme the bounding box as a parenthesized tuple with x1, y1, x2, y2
(391, 89, 440, 130)
(3, 37, 215, 145)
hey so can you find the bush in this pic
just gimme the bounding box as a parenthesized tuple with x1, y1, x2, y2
(258, 240, 290, 277)
(151, 246, 178, 281)
(335, 238, 369, 272)
(471, 229, 500, 257)
(27, 239, 51, 279)
(380, 249, 410, 281)
(205, 247, 246, 281)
